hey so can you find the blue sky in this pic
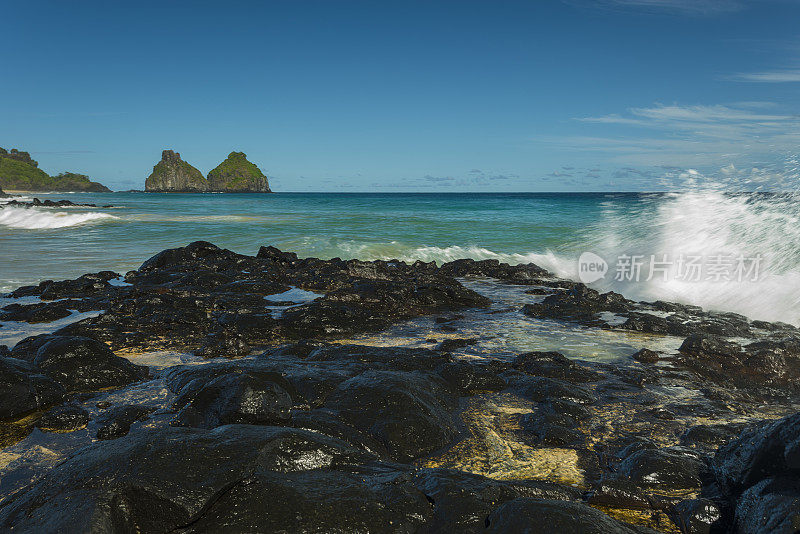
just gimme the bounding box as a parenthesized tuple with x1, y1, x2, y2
(2, 0, 800, 191)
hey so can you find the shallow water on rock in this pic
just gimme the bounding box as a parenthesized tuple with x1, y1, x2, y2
(0, 306, 104, 348)
(339, 278, 685, 363)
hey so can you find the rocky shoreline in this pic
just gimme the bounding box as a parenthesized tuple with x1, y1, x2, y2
(1, 241, 799, 532)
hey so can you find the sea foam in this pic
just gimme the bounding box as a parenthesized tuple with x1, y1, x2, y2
(0, 205, 117, 229)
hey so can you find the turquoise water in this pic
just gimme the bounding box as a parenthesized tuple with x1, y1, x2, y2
(2, 191, 800, 324)
(0, 192, 600, 288)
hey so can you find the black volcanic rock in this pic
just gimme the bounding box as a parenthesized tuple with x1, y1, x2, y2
(96, 404, 155, 440)
(36, 404, 90, 433)
(712, 412, 800, 533)
(171, 372, 293, 429)
(32, 336, 148, 392)
(485, 498, 651, 533)
(0, 357, 65, 419)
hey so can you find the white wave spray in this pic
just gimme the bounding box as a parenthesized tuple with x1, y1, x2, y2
(311, 177, 800, 325)
(0, 205, 118, 229)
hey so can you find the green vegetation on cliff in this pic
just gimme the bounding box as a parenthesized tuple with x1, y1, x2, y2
(145, 150, 209, 192)
(49, 173, 111, 192)
(0, 147, 111, 192)
(207, 151, 271, 192)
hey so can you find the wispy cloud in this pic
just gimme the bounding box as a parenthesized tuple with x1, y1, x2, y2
(609, 0, 744, 13)
(403, 170, 521, 188)
(564, 0, 746, 15)
(32, 150, 96, 155)
(732, 69, 800, 82)
(565, 102, 800, 167)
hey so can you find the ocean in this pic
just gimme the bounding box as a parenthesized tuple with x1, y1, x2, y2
(1, 191, 799, 325)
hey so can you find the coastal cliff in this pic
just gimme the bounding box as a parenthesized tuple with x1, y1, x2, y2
(144, 150, 209, 192)
(207, 151, 271, 192)
(0, 147, 110, 192)
(145, 149, 272, 193)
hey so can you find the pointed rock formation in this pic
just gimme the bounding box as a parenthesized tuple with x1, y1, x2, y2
(207, 152, 271, 193)
(145, 150, 209, 192)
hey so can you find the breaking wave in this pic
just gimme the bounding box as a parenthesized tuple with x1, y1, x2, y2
(0, 205, 118, 229)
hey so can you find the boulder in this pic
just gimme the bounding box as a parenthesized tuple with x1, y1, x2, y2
(171, 371, 294, 429)
(96, 404, 155, 440)
(36, 404, 90, 432)
(0, 425, 375, 532)
(32, 336, 148, 392)
(0, 357, 64, 419)
(325, 370, 458, 462)
(485, 498, 652, 533)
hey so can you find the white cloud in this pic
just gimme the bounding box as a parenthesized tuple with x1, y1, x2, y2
(563, 0, 746, 15)
(565, 103, 800, 167)
(732, 69, 800, 82)
(608, 0, 744, 14)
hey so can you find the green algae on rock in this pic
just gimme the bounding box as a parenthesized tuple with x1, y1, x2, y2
(207, 151, 271, 192)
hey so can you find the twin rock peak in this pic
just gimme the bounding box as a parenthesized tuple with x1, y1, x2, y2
(145, 150, 272, 193)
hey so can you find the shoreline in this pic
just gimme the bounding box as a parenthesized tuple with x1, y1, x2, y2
(0, 242, 798, 531)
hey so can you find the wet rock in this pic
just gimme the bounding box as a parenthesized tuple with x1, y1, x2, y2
(0, 301, 72, 323)
(0, 425, 377, 532)
(633, 348, 661, 364)
(522, 283, 632, 323)
(39, 271, 119, 300)
(509, 375, 598, 405)
(616, 446, 705, 493)
(193, 329, 251, 358)
(734, 476, 800, 534)
(679, 333, 800, 389)
(410, 468, 582, 533)
(586, 479, 652, 511)
(138, 240, 245, 273)
(281, 299, 389, 337)
(187, 464, 433, 532)
(36, 404, 90, 432)
(669, 498, 722, 534)
(96, 404, 155, 440)
(32, 336, 148, 392)
(435, 314, 464, 323)
(0, 357, 65, 419)
(257, 245, 299, 263)
(680, 334, 743, 361)
(435, 337, 478, 352)
(439, 258, 549, 284)
(485, 498, 651, 533)
(437, 360, 507, 394)
(512, 351, 602, 383)
(325, 370, 458, 462)
(520, 398, 592, 448)
(712, 412, 800, 497)
(680, 423, 748, 450)
(171, 371, 294, 429)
